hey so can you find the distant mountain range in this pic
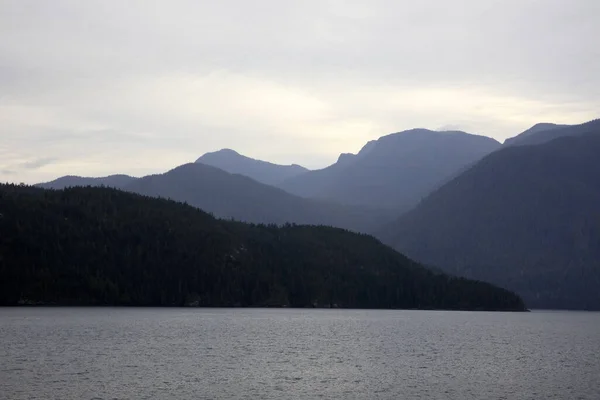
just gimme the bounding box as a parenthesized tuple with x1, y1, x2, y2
(503, 123, 569, 146)
(196, 149, 308, 185)
(503, 119, 600, 147)
(37, 174, 136, 190)
(277, 129, 501, 211)
(38, 164, 390, 233)
(380, 122, 600, 310)
(33, 118, 600, 310)
(39, 128, 502, 227)
(123, 163, 391, 232)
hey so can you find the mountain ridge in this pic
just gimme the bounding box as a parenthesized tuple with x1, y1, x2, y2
(380, 129, 600, 310)
(278, 128, 501, 211)
(503, 123, 568, 146)
(122, 162, 391, 233)
(196, 148, 309, 185)
(503, 119, 600, 147)
(37, 174, 137, 190)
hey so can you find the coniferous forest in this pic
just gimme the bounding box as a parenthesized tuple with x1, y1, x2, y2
(0, 184, 526, 311)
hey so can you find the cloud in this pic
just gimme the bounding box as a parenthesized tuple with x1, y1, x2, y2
(19, 157, 57, 170)
(436, 125, 466, 132)
(0, 0, 599, 183)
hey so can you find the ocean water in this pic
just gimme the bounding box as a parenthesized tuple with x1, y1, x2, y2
(1, 308, 599, 399)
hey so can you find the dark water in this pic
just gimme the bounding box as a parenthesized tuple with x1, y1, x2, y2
(1, 308, 599, 400)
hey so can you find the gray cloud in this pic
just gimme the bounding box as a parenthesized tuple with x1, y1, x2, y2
(1, 0, 599, 183)
(19, 157, 57, 170)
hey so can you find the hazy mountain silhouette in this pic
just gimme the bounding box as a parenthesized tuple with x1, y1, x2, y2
(278, 129, 500, 211)
(504, 119, 600, 146)
(123, 163, 391, 233)
(380, 129, 600, 310)
(37, 174, 137, 190)
(196, 149, 308, 185)
(503, 123, 568, 146)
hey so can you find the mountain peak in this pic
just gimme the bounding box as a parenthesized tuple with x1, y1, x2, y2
(195, 148, 308, 185)
(503, 123, 566, 146)
(214, 148, 240, 155)
(36, 174, 137, 190)
(531, 122, 559, 129)
(374, 128, 500, 146)
(381, 129, 600, 310)
(278, 127, 501, 210)
(337, 153, 356, 164)
(504, 119, 600, 146)
(196, 148, 242, 161)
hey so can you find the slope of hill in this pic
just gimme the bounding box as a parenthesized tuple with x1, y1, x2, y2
(196, 149, 308, 185)
(123, 163, 391, 233)
(37, 174, 137, 190)
(0, 183, 526, 310)
(504, 119, 599, 147)
(503, 123, 568, 146)
(278, 129, 501, 211)
(380, 132, 600, 310)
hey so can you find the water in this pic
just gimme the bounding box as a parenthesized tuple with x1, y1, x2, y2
(1, 308, 599, 400)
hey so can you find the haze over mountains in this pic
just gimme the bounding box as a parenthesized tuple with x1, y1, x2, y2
(196, 149, 308, 185)
(503, 119, 600, 147)
(39, 127, 502, 228)
(278, 129, 500, 211)
(381, 121, 600, 310)
(38, 163, 391, 234)
(32, 118, 600, 310)
(37, 174, 137, 190)
(502, 123, 569, 146)
(123, 163, 390, 232)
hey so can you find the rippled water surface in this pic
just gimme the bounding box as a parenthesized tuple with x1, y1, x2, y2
(1, 308, 599, 400)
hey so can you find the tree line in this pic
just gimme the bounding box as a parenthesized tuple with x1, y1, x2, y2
(0, 184, 526, 311)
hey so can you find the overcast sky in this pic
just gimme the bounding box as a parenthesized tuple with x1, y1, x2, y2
(1, 0, 599, 183)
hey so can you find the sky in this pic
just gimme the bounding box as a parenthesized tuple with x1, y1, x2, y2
(1, 0, 599, 183)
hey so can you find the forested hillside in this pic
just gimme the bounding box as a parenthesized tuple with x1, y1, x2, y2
(0, 184, 525, 311)
(381, 132, 600, 310)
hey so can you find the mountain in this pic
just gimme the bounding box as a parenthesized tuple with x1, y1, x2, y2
(380, 130, 600, 310)
(503, 123, 569, 146)
(504, 119, 599, 147)
(0, 183, 526, 311)
(123, 163, 390, 233)
(196, 149, 308, 185)
(37, 174, 137, 190)
(278, 129, 501, 211)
